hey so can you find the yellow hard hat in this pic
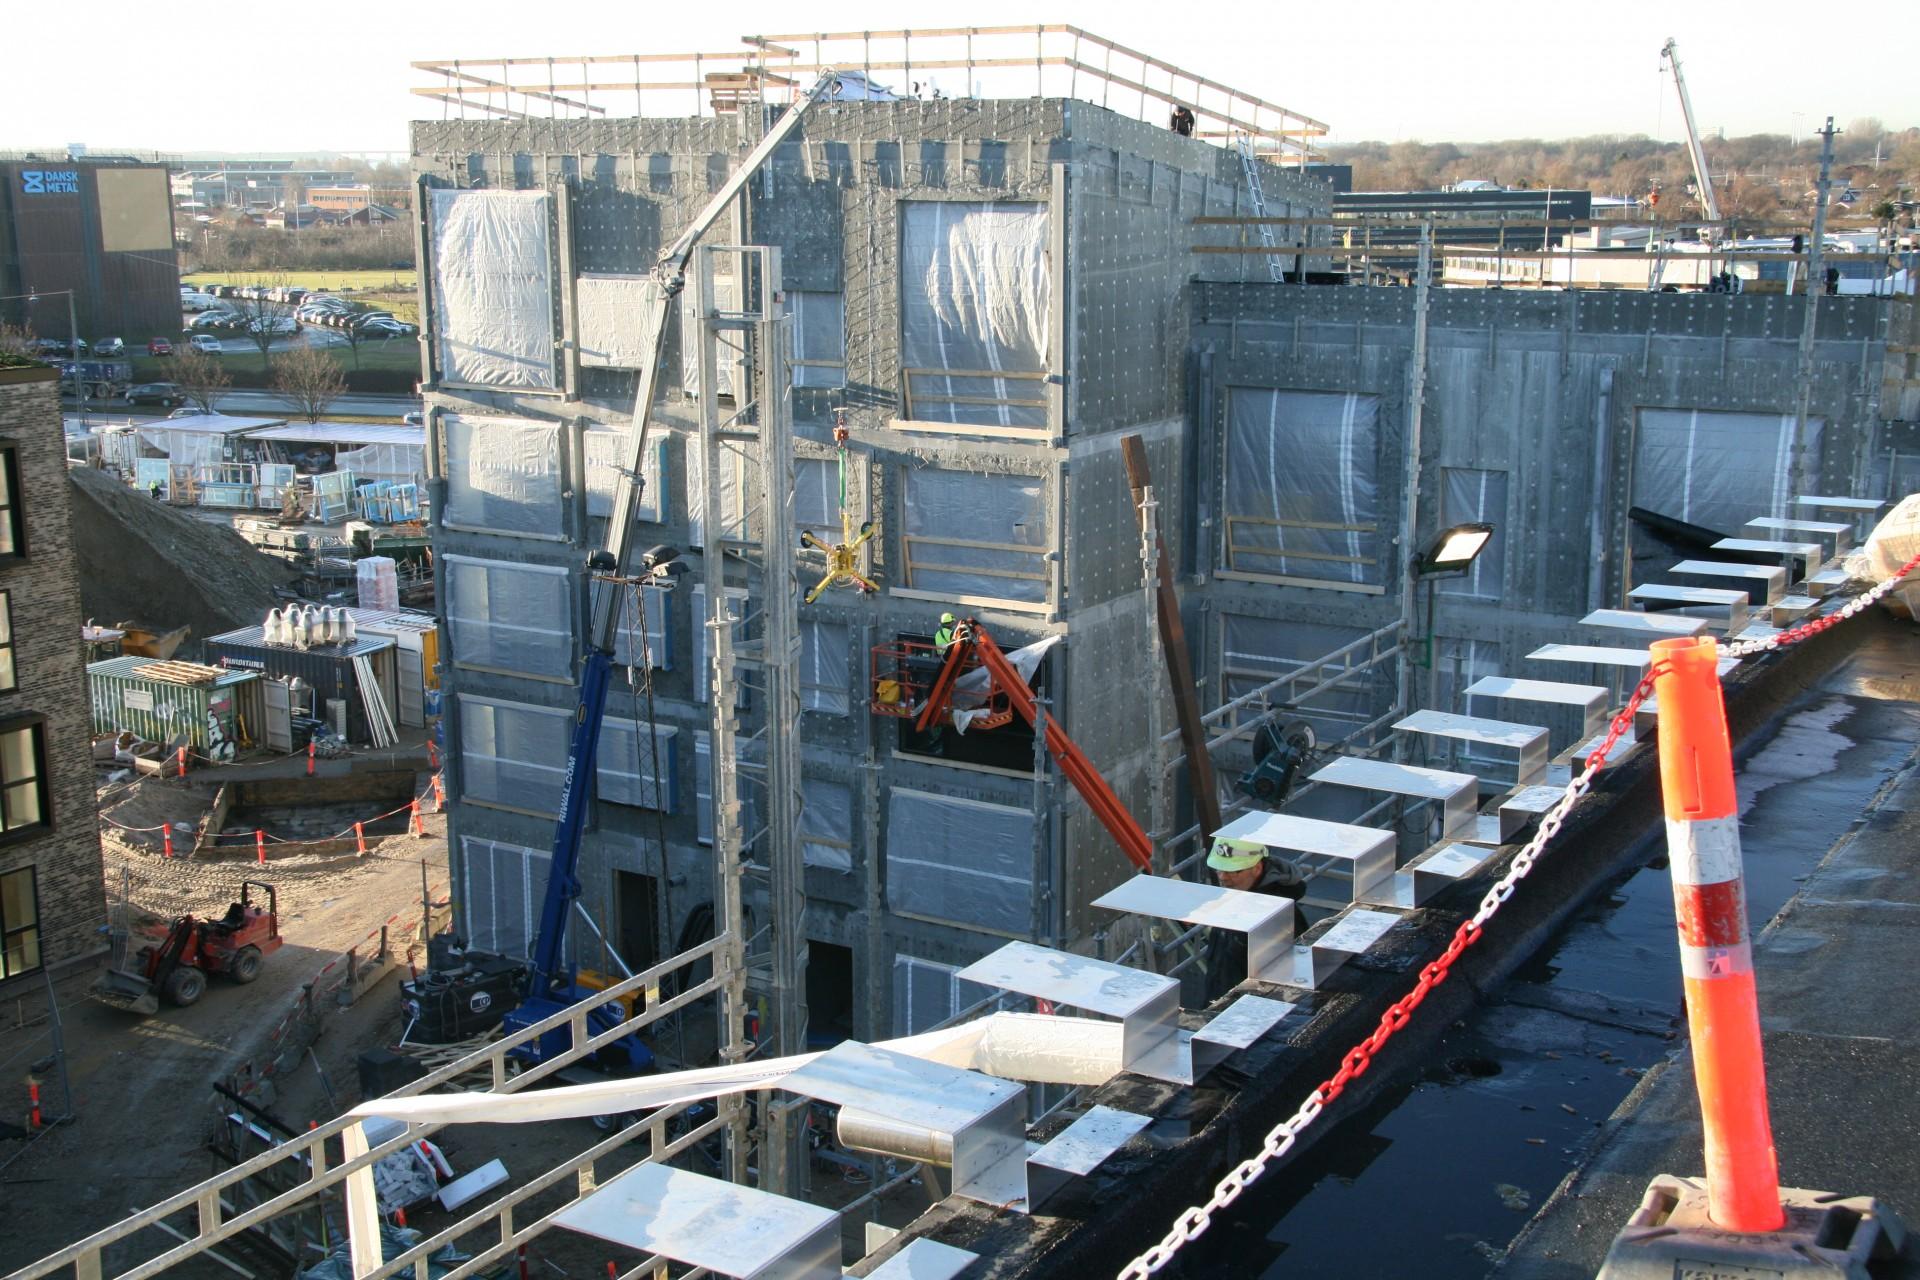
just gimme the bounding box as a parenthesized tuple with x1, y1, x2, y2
(1207, 836, 1266, 872)
(940, 612, 957, 624)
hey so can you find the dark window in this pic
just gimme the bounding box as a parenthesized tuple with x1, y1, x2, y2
(0, 866, 38, 978)
(0, 592, 14, 692)
(0, 718, 49, 837)
(0, 446, 22, 558)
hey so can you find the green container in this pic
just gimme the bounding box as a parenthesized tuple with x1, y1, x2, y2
(88, 656, 257, 752)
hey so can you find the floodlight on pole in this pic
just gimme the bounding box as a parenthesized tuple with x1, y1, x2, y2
(1414, 522, 1496, 578)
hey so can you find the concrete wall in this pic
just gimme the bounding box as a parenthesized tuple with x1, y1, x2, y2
(412, 98, 1333, 1037)
(0, 370, 106, 986)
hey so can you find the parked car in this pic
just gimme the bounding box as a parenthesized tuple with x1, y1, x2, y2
(167, 406, 215, 419)
(245, 316, 299, 336)
(93, 337, 126, 357)
(33, 337, 88, 357)
(126, 382, 184, 407)
(147, 337, 173, 357)
(189, 334, 222, 354)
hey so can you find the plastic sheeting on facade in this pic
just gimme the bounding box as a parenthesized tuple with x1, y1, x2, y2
(800, 620, 850, 716)
(429, 190, 556, 389)
(598, 717, 676, 811)
(443, 414, 564, 536)
(679, 271, 743, 398)
(794, 457, 839, 538)
(690, 585, 749, 707)
(683, 435, 751, 546)
(892, 955, 1004, 1035)
(1435, 468, 1508, 599)
(1221, 614, 1376, 737)
(789, 291, 846, 389)
(575, 273, 660, 369)
(902, 467, 1049, 603)
(1632, 409, 1823, 534)
(1224, 390, 1382, 586)
(461, 835, 550, 957)
(334, 442, 426, 488)
(900, 202, 1050, 427)
(885, 788, 1035, 935)
(444, 555, 572, 678)
(609, 582, 670, 670)
(137, 428, 227, 468)
(800, 777, 853, 872)
(458, 695, 570, 815)
(582, 428, 664, 524)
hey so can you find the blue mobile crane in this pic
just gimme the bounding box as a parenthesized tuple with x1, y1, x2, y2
(441, 71, 847, 1072)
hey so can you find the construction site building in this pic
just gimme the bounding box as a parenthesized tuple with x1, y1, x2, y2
(410, 48, 1917, 1047)
(0, 365, 106, 986)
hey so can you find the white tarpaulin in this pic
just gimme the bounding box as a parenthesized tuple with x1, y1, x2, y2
(789, 291, 846, 389)
(582, 428, 664, 524)
(461, 836, 548, 957)
(598, 718, 675, 811)
(901, 201, 1050, 427)
(1225, 390, 1381, 585)
(351, 1011, 1122, 1126)
(680, 272, 743, 398)
(443, 414, 563, 536)
(429, 189, 556, 388)
(444, 555, 572, 678)
(684, 435, 751, 546)
(334, 442, 425, 487)
(575, 273, 659, 369)
(800, 620, 850, 716)
(1632, 408, 1823, 534)
(1847, 493, 1920, 615)
(800, 777, 853, 872)
(1435, 468, 1508, 600)
(950, 634, 1060, 733)
(902, 467, 1048, 603)
(458, 695, 569, 815)
(886, 789, 1034, 934)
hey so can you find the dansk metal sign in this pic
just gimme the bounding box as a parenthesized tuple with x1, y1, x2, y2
(19, 170, 80, 195)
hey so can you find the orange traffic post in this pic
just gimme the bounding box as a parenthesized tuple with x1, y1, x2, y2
(432, 774, 445, 813)
(176, 746, 188, 778)
(1650, 635, 1783, 1232)
(255, 830, 266, 866)
(28, 1080, 42, 1130)
(355, 822, 367, 855)
(410, 797, 425, 836)
(308, 740, 316, 776)
(162, 826, 174, 859)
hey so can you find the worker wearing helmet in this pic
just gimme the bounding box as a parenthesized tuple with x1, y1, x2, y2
(933, 612, 971, 652)
(1204, 835, 1305, 999)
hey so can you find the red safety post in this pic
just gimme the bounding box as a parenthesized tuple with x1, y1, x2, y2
(517, 1245, 530, 1280)
(355, 822, 367, 855)
(1651, 635, 1783, 1232)
(176, 746, 188, 778)
(606, 1263, 617, 1280)
(28, 1080, 42, 1130)
(432, 774, 445, 813)
(427, 739, 439, 770)
(393, 1206, 407, 1229)
(255, 829, 266, 866)
(162, 826, 174, 859)
(307, 740, 316, 776)
(410, 797, 425, 836)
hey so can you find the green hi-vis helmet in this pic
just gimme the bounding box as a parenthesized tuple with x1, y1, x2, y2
(1206, 836, 1267, 872)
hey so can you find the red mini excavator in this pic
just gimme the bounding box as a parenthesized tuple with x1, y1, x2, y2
(871, 622, 1155, 871)
(91, 880, 283, 1015)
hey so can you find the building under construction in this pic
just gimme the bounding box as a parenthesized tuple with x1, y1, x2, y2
(23, 26, 1920, 1280)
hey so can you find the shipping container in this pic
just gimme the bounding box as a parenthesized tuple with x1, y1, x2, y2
(206, 625, 398, 746)
(345, 608, 442, 729)
(87, 656, 260, 755)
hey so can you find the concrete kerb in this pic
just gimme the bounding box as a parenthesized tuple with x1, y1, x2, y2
(889, 606, 1887, 1277)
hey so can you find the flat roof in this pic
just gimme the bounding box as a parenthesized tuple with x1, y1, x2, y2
(246, 423, 422, 447)
(87, 655, 259, 689)
(141, 414, 283, 435)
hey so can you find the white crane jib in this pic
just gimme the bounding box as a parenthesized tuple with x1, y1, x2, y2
(1659, 38, 1721, 227)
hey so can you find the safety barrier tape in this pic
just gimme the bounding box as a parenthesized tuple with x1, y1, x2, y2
(108, 780, 441, 851)
(1115, 551, 1920, 1279)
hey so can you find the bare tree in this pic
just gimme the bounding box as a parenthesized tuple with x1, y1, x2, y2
(229, 275, 297, 370)
(272, 345, 347, 423)
(170, 347, 231, 414)
(0, 324, 38, 364)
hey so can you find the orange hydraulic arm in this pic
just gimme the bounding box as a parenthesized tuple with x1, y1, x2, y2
(921, 629, 1144, 875)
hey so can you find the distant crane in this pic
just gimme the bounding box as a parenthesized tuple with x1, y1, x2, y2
(1659, 38, 1721, 227)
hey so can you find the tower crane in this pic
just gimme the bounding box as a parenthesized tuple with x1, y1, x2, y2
(1659, 38, 1721, 227)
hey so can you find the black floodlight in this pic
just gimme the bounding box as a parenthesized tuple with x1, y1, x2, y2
(1414, 522, 1495, 578)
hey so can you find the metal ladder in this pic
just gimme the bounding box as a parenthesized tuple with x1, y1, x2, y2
(1236, 134, 1286, 283)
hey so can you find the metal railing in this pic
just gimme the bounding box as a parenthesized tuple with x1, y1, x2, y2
(412, 26, 1328, 160)
(10, 936, 732, 1280)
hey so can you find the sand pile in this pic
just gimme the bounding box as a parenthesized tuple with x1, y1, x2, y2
(69, 467, 300, 657)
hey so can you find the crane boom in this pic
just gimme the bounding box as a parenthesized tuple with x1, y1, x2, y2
(1659, 38, 1720, 224)
(523, 70, 842, 1009)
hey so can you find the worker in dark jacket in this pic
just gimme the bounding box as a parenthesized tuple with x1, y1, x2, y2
(1170, 104, 1196, 137)
(1204, 836, 1305, 999)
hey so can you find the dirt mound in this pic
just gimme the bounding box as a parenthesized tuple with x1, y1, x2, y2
(69, 466, 300, 658)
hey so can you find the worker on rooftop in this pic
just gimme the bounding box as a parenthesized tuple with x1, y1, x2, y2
(1169, 103, 1196, 137)
(1205, 836, 1305, 999)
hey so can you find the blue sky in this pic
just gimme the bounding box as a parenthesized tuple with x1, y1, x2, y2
(2, 0, 1913, 155)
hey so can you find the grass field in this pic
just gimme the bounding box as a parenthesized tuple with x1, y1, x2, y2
(182, 269, 415, 291)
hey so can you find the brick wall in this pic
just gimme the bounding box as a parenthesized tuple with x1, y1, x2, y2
(0, 368, 106, 983)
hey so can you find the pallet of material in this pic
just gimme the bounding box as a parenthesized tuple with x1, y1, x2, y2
(131, 660, 226, 686)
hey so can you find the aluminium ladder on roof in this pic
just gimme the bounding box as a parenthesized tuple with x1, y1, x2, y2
(1235, 134, 1286, 283)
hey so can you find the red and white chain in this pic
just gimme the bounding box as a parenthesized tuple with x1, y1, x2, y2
(1115, 554, 1920, 1280)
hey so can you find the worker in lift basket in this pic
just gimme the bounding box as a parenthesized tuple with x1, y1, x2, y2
(1204, 836, 1305, 1000)
(933, 612, 972, 652)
